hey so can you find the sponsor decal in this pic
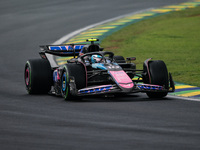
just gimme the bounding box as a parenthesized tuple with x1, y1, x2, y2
(79, 85, 113, 94)
(119, 83, 134, 89)
(49, 45, 84, 50)
(110, 70, 134, 88)
(53, 69, 61, 82)
(137, 84, 163, 90)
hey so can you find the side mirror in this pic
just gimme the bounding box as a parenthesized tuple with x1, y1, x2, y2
(126, 57, 136, 63)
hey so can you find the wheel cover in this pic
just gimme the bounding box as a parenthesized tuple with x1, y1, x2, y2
(61, 71, 68, 98)
(62, 73, 67, 91)
(24, 62, 31, 93)
(25, 68, 30, 86)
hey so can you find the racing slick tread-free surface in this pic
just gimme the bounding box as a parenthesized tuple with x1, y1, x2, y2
(146, 60, 169, 98)
(66, 63, 86, 89)
(61, 63, 86, 100)
(25, 59, 52, 94)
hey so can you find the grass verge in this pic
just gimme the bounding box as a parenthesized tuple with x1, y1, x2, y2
(101, 6, 200, 87)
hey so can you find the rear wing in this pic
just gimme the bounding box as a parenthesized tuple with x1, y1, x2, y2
(39, 39, 102, 57)
(39, 44, 85, 57)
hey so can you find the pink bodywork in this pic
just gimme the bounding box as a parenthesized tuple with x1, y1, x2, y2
(109, 71, 134, 88)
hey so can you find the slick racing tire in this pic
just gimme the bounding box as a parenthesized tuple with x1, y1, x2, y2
(114, 56, 126, 63)
(24, 59, 52, 94)
(61, 63, 86, 100)
(144, 60, 169, 98)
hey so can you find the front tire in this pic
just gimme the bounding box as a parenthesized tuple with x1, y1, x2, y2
(61, 63, 86, 100)
(144, 60, 169, 98)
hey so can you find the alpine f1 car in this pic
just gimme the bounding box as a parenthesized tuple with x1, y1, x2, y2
(24, 38, 175, 100)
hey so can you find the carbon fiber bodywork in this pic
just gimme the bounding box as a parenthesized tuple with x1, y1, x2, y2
(35, 39, 175, 98)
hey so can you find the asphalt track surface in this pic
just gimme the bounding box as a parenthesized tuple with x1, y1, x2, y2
(0, 0, 200, 150)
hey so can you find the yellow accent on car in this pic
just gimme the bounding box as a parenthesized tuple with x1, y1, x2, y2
(86, 38, 99, 42)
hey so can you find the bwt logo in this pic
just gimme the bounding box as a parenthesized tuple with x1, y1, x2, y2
(49, 45, 84, 50)
(138, 85, 162, 90)
(79, 86, 113, 94)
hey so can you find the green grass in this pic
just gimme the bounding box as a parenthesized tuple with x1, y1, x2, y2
(101, 6, 200, 87)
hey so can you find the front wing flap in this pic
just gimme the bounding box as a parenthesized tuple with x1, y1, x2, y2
(77, 85, 120, 96)
(135, 83, 166, 92)
(68, 72, 175, 96)
(70, 83, 171, 97)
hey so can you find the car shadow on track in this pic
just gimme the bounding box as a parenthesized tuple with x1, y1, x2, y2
(66, 93, 174, 103)
(20, 93, 175, 103)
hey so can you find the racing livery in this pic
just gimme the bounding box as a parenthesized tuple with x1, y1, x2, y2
(24, 38, 175, 100)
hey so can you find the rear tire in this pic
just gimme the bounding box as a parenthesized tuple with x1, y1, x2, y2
(61, 63, 86, 100)
(144, 60, 169, 98)
(24, 59, 52, 94)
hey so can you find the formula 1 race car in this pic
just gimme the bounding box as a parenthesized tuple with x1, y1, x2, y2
(24, 38, 175, 100)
